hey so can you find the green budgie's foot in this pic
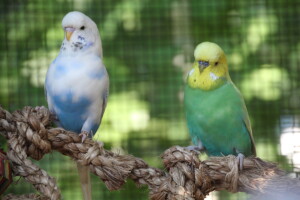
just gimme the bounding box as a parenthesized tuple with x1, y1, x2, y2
(185, 145, 204, 154)
(186, 140, 205, 154)
(237, 153, 245, 171)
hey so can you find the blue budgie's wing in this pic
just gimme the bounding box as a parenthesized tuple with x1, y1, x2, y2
(44, 76, 54, 114)
(44, 73, 63, 127)
(99, 88, 109, 124)
(44, 84, 47, 101)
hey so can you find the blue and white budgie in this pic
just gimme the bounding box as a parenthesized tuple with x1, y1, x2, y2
(45, 11, 109, 200)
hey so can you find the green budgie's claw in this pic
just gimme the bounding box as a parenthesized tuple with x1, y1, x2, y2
(236, 153, 245, 171)
(185, 146, 204, 154)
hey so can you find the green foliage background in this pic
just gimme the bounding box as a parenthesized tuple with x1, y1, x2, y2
(1, 0, 300, 199)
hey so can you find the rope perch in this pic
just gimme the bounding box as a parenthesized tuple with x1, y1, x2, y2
(1, 106, 300, 200)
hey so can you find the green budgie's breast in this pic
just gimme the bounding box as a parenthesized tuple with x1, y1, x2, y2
(184, 82, 255, 156)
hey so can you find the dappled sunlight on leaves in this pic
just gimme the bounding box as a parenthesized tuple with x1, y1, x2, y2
(247, 14, 278, 53)
(22, 50, 57, 87)
(94, 91, 150, 145)
(46, 24, 63, 49)
(101, 0, 143, 41)
(241, 64, 290, 101)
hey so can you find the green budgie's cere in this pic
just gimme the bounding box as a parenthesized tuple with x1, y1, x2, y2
(184, 42, 256, 167)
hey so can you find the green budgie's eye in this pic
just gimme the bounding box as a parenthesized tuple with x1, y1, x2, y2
(215, 62, 218, 66)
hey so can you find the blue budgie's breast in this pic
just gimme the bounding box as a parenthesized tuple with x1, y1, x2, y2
(45, 54, 108, 135)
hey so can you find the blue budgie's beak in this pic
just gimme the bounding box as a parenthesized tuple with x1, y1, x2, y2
(64, 27, 75, 41)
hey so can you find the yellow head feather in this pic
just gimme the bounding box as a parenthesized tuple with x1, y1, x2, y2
(187, 42, 230, 90)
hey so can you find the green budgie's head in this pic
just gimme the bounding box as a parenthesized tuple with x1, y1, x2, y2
(187, 42, 230, 91)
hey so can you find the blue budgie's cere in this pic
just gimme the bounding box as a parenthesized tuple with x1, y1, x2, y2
(45, 11, 109, 200)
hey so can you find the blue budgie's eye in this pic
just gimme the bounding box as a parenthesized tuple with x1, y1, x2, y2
(198, 60, 209, 67)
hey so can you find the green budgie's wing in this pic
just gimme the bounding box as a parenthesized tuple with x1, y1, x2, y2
(239, 91, 256, 156)
(184, 82, 256, 156)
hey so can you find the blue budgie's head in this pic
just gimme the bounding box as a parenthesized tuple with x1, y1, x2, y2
(61, 11, 102, 57)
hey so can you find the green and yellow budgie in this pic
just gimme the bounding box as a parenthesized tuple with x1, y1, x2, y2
(184, 42, 256, 169)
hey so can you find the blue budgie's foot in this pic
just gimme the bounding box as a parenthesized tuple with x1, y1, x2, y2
(79, 131, 90, 143)
(51, 113, 59, 121)
(35, 106, 46, 111)
(236, 152, 245, 171)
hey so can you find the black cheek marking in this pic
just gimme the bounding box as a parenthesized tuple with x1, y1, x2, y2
(60, 42, 66, 51)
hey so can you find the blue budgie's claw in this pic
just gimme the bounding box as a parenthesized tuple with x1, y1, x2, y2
(35, 106, 46, 111)
(79, 131, 90, 143)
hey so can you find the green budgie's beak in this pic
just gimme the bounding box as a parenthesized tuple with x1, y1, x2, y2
(198, 60, 209, 72)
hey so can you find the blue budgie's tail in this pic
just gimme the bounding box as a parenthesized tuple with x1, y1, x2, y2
(77, 163, 92, 200)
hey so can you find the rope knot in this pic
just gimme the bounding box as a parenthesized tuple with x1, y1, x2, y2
(160, 146, 210, 199)
(12, 106, 53, 160)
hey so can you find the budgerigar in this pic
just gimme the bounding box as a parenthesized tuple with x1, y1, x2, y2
(184, 42, 255, 170)
(45, 11, 109, 200)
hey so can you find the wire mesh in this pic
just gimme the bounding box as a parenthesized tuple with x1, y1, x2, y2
(1, 0, 300, 199)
